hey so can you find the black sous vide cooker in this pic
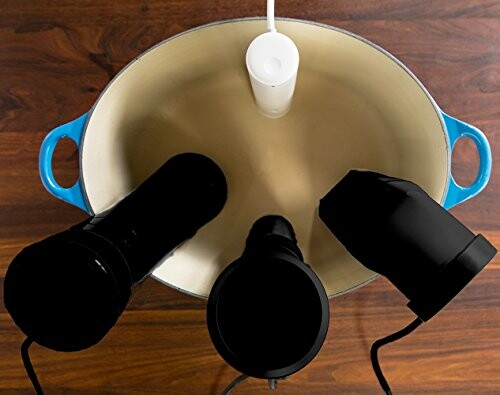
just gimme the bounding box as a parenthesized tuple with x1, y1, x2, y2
(207, 215, 330, 384)
(4, 153, 227, 352)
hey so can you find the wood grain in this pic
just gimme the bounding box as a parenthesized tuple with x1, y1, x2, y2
(0, 1, 499, 394)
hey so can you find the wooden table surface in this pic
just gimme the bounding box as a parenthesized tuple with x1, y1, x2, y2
(0, 1, 499, 394)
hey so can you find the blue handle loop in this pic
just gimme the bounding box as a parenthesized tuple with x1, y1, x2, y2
(39, 113, 90, 213)
(442, 112, 492, 209)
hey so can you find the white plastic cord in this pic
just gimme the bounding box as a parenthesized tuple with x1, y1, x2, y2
(267, 0, 276, 32)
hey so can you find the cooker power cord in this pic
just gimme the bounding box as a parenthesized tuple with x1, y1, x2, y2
(222, 374, 248, 394)
(221, 374, 285, 394)
(21, 337, 44, 395)
(370, 317, 423, 394)
(267, 0, 276, 32)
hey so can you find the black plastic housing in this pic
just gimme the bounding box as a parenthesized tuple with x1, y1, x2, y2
(4, 153, 227, 351)
(207, 216, 329, 379)
(319, 170, 497, 321)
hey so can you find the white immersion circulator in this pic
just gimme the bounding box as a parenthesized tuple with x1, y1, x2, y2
(246, 0, 300, 118)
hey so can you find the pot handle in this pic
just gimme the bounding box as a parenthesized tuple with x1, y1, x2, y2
(39, 113, 90, 213)
(442, 112, 492, 209)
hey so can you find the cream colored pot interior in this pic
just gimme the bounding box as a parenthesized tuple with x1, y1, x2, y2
(82, 19, 448, 298)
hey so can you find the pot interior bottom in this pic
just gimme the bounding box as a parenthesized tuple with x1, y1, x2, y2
(91, 66, 446, 298)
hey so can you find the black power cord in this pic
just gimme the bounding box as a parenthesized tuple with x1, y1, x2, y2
(370, 317, 423, 394)
(21, 337, 44, 395)
(221, 374, 286, 394)
(222, 374, 248, 394)
(19, 316, 421, 395)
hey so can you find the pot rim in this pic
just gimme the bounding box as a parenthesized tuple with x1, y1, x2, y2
(80, 16, 449, 215)
(78, 17, 450, 299)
